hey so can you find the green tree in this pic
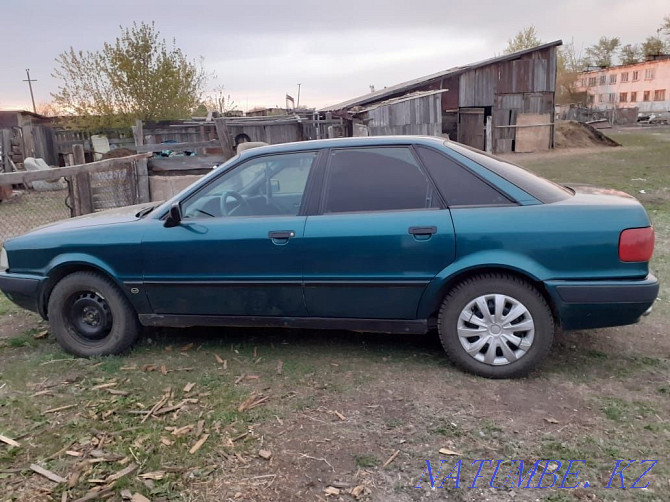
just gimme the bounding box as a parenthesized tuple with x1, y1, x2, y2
(662, 14, 670, 36)
(619, 44, 641, 65)
(52, 22, 207, 130)
(503, 26, 542, 54)
(584, 36, 620, 67)
(641, 35, 667, 58)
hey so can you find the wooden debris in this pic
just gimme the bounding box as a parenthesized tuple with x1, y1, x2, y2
(65, 450, 83, 457)
(139, 471, 165, 480)
(183, 382, 196, 393)
(231, 432, 248, 442)
(195, 420, 205, 437)
(351, 484, 370, 499)
(258, 449, 272, 460)
(160, 437, 174, 446)
(234, 374, 246, 385)
(141, 364, 157, 372)
(235, 452, 248, 464)
(169, 424, 194, 437)
(43, 404, 77, 414)
(544, 417, 559, 424)
(91, 382, 117, 390)
(130, 494, 150, 502)
(324, 486, 340, 496)
(333, 410, 346, 421)
(107, 389, 129, 396)
(31, 390, 53, 397)
(382, 449, 400, 468)
(438, 447, 461, 456)
(30, 463, 66, 483)
(72, 487, 114, 502)
(189, 434, 209, 454)
(276, 360, 283, 375)
(181, 342, 194, 351)
(244, 375, 259, 381)
(161, 365, 167, 375)
(120, 490, 132, 500)
(238, 394, 270, 412)
(141, 390, 171, 423)
(214, 353, 225, 364)
(0, 434, 20, 448)
(105, 463, 138, 483)
(120, 366, 138, 371)
(153, 398, 198, 416)
(33, 329, 49, 340)
(253, 346, 258, 358)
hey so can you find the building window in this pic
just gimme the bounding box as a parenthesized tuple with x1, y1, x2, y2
(654, 89, 666, 101)
(632, 71, 639, 81)
(620, 92, 628, 102)
(587, 94, 595, 104)
(588, 77, 597, 86)
(609, 74, 617, 84)
(599, 94, 607, 102)
(631, 92, 637, 102)
(599, 75, 607, 85)
(621, 72, 629, 83)
(644, 68, 656, 80)
(643, 91, 651, 101)
(609, 93, 616, 102)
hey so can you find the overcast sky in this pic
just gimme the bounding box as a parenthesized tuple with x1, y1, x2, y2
(2, 0, 668, 112)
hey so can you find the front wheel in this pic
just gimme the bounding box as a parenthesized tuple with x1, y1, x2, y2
(48, 271, 139, 357)
(438, 273, 554, 378)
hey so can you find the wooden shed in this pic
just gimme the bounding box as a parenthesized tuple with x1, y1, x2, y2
(0, 110, 57, 170)
(320, 41, 561, 153)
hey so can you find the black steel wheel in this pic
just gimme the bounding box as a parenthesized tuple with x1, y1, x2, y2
(48, 271, 139, 357)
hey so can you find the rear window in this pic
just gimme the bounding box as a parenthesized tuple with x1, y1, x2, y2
(446, 142, 573, 203)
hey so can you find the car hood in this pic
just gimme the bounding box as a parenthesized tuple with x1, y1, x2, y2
(24, 202, 156, 235)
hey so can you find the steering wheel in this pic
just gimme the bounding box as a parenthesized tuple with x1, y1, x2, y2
(220, 191, 251, 216)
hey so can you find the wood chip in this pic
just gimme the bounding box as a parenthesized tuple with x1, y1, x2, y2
(438, 448, 461, 456)
(189, 434, 209, 454)
(276, 360, 283, 375)
(253, 346, 258, 358)
(0, 434, 20, 448)
(65, 450, 82, 457)
(141, 390, 170, 423)
(324, 486, 340, 496)
(333, 410, 346, 421)
(544, 417, 559, 424)
(382, 449, 400, 468)
(234, 374, 246, 384)
(183, 382, 196, 393)
(170, 424, 194, 437)
(160, 437, 174, 446)
(258, 449, 272, 460)
(195, 419, 205, 437)
(131, 495, 150, 502)
(244, 375, 259, 381)
(231, 431, 248, 442)
(43, 404, 77, 414)
(181, 343, 194, 351)
(33, 330, 49, 340)
(72, 487, 114, 502)
(91, 382, 117, 390)
(139, 471, 165, 480)
(214, 354, 224, 364)
(120, 490, 132, 500)
(30, 463, 66, 483)
(161, 365, 167, 375)
(141, 364, 156, 372)
(105, 463, 137, 483)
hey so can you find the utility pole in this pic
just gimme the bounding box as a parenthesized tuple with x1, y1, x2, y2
(23, 69, 37, 113)
(296, 83, 301, 109)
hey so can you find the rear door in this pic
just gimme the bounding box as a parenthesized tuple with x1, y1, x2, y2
(302, 146, 456, 319)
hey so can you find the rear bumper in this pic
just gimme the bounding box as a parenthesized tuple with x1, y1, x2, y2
(545, 274, 659, 330)
(0, 272, 43, 314)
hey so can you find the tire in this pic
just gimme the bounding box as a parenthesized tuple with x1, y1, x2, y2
(47, 271, 139, 357)
(437, 273, 554, 379)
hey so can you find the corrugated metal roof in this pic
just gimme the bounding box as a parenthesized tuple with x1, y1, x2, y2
(320, 40, 562, 112)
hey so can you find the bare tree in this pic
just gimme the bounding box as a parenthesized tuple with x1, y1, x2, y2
(556, 41, 587, 104)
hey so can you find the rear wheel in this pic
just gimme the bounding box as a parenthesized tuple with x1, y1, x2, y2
(438, 273, 554, 378)
(48, 271, 139, 357)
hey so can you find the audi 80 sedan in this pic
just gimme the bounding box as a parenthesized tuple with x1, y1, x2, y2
(0, 136, 658, 378)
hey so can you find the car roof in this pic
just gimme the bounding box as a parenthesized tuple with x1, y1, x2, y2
(237, 135, 448, 159)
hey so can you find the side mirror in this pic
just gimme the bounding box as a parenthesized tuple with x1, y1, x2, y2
(164, 202, 183, 228)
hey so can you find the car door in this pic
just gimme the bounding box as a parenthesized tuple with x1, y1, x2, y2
(302, 146, 456, 320)
(141, 150, 319, 317)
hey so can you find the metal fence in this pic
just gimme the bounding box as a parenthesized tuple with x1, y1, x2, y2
(0, 187, 71, 243)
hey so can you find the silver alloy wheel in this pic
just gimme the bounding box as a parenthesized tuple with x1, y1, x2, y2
(457, 293, 535, 366)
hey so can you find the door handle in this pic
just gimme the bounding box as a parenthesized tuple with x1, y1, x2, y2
(268, 230, 295, 240)
(408, 226, 437, 236)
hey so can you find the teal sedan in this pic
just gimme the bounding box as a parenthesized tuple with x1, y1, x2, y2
(0, 136, 658, 378)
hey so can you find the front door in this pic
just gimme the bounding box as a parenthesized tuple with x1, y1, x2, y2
(141, 150, 319, 316)
(303, 146, 456, 319)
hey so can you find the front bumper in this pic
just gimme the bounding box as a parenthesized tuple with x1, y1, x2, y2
(0, 272, 44, 314)
(545, 274, 659, 330)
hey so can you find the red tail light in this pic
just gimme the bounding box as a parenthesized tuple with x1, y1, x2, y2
(619, 227, 654, 262)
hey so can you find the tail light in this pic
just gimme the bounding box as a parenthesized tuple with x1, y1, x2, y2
(619, 227, 654, 262)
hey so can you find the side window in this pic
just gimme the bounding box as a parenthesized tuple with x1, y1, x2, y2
(415, 146, 513, 206)
(323, 147, 440, 213)
(182, 151, 317, 218)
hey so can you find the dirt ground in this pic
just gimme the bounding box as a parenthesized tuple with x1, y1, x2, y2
(1, 127, 669, 502)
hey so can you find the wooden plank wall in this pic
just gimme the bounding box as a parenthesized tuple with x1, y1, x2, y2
(365, 94, 443, 137)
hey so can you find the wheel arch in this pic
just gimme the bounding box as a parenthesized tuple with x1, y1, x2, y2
(39, 260, 131, 319)
(419, 265, 559, 326)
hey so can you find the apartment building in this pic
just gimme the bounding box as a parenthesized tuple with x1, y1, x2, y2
(576, 56, 670, 113)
